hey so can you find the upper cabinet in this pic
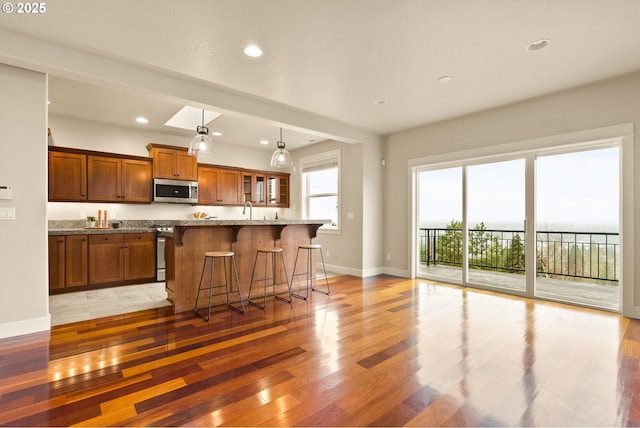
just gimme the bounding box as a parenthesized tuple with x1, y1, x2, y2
(243, 172, 266, 206)
(48, 151, 87, 201)
(147, 143, 197, 181)
(198, 166, 243, 205)
(199, 165, 289, 207)
(87, 155, 152, 203)
(267, 174, 289, 207)
(49, 147, 152, 204)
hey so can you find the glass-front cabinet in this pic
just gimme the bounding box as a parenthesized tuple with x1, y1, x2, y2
(243, 173, 266, 206)
(267, 174, 289, 207)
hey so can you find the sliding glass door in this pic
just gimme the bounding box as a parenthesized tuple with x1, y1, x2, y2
(417, 167, 463, 283)
(466, 159, 526, 292)
(535, 147, 620, 311)
(416, 143, 620, 311)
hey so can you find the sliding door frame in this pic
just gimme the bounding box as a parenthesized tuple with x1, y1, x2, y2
(409, 123, 632, 314)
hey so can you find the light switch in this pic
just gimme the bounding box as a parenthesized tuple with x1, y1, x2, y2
(0, 207, 16, 220)
(0, 184, 12, 200)
(347, 212, 355, 219)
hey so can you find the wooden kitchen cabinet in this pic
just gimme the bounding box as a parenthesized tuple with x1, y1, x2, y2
(48, 235, 88, 291)
(243, 172, 266, 206)
(48, 236, 66, 290)
(267, 174, 290, 207)
(88, 233, 156, 285)
(65, 235, 89, 287)
(124, 233, 156, 280)
(147, 144, 197, 181)
(198, 166, 242, 205)
(48, 151, 87, 201)
(87, 155, 152, 203)
(89, 234, 125, 285)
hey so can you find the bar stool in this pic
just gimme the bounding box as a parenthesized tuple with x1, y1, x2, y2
(247, 246, 291, 309)
(291, 244, 330, 300)
(194, 251, 244, 321)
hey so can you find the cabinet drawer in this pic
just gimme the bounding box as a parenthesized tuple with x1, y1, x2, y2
(89, 234, 124, 244)
(124, 233, 155, 243)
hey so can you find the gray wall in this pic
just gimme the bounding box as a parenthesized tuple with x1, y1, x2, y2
(289, 140, 365, 275)
(0, 64, 49, 338)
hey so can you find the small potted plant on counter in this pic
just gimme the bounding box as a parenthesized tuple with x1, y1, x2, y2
(86, 216, 96, 228)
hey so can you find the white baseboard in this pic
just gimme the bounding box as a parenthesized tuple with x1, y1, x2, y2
(381, 266, 410, 278)
(0, 314, 51, 340)
(321, 263, 410, 278)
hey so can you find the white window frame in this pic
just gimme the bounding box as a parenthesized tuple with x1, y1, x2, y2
(300, 149, 341, 234)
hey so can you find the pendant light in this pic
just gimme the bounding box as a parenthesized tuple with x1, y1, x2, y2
(270, 128, 293, 168)
(188, 109, 214, 157)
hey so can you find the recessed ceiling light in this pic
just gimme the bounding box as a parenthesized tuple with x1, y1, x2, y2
(526, 39, 550, 51)
(211, 131, 222, 136)
(373, 99, 388, 106)
(438, 75, 453, 83)
(260, 140, 269, 145)
(136, 117, 148, 124)
(244, 45, 263, 58)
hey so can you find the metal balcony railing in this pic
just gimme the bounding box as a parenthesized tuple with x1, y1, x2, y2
(419, 227, 619, 283)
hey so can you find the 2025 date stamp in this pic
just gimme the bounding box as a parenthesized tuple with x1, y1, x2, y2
(2, 2, 47, 14)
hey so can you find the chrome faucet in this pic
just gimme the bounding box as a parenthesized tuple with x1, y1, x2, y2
(242, 201, 253, 220)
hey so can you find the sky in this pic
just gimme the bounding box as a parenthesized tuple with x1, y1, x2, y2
(419, 147, 619, 232)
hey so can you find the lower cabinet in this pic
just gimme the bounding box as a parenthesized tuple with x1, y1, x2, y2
(48, 235, 88, 290)
(49, 232, 155, 291)
(89, 233, 156, 285)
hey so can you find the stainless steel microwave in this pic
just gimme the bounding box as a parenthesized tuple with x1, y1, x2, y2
(153, 179, 199, 204)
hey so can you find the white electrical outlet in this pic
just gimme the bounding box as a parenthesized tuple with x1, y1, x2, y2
(110, 211, 116, 219)
(326, 250, 330, 257)
(386, 253, 391, 260)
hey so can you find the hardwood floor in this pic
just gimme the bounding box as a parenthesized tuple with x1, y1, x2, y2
(1, 274, 639, 426)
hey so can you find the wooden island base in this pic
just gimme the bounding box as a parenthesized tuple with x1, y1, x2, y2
(165, 222, 325, 313)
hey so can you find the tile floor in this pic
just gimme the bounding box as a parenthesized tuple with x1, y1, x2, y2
(50, 269, 341, 326)
(49, 282, 171, 326)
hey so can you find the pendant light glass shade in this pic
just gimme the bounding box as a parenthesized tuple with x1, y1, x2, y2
(270, 128, 293, 168)
(188, 111, 214, 157)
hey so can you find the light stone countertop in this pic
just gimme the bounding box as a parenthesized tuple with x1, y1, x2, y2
(48, 219, 331, 235)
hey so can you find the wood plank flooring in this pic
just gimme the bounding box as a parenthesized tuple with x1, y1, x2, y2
(1, 274, 639, 426)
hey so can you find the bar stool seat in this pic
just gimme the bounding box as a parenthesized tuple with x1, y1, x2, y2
(291, 243, 330, 300)
(194, 250, 244, 321)
(247, 246, 291, 309)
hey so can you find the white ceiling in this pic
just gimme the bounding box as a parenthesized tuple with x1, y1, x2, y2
(2, 0, 640, 150)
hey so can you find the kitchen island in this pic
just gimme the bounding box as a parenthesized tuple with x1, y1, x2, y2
(164, 219, 330, 313)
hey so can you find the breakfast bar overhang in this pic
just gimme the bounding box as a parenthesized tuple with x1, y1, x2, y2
(164, 219, 330, 313)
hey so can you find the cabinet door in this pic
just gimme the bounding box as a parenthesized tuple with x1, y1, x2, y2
(217, 169, 242, 205)
(175, 151, 198, 181)
(87, 155, 121, 202)
(197, 166, 219, 205)
(278, 175, 289, 207)
(48, 236, 65, 290)
(122, 159, 153, 203)
(243, 173, 266, 206)
(124, 233, 156, 280)
(153, 149, 178, 179)
(89, 234, 125, 284)
(65, 235, 88, 287)
(48, 152, 87, 201)
(267, 174, 290, 207)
